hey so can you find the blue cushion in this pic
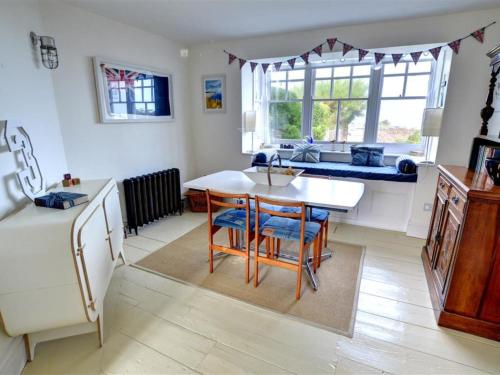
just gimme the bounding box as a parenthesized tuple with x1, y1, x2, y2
(248, 201, 329, 222)
(290, 143, 321, 163)
(352, 151, 369, 166)
(351, 145, 385, 167)
(252, 159, 417, 183)
(260, 216, 321, 244)
(254, 152, 267, 164)
(214, 209, 270, 231)
(395, 155, 418, 174)
(368, 151, 385, 167)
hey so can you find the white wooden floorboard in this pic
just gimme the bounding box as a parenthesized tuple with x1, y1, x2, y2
(22, 213, 500, 375)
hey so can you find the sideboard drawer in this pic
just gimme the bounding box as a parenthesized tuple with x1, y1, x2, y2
(437, 176, 451, 197)
(449, 187, 466, 217)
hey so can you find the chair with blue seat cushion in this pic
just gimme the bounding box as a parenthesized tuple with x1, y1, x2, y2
(253, 195, 322, 300)
(207, 190, 270, 283)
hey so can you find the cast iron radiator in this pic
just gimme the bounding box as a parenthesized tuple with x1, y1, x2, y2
(123, 168, 183, 235)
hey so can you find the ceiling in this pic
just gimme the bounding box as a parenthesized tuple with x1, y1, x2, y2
(61, 0, 500, 45)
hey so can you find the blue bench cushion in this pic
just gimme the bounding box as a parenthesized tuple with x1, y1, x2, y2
(252, 159, 417, 183)
(261, 216, 321, 244)
(248, 201, 329, 222)
(214, 209, 270, 231)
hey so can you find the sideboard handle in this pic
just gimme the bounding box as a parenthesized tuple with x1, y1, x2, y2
(452, 196, 459, 205)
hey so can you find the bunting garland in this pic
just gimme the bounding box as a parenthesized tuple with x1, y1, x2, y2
(223, 22, 495, 74)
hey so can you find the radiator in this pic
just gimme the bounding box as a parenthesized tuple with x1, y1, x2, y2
(123, 168, 183, 235)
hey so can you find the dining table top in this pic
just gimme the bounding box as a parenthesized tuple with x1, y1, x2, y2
(183, 170, 365, 211)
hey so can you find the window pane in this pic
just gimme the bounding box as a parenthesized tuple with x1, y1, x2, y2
(271, 81, 286, 100)
(384, 63, 406, 75)
(382, 76, 404, 97)
(134, 80, 142, 87)
(288, 69, 305, 80)
(135, 103, 145, 114)
(352, 65, 371, 76)
(377, 99, 426, 144)
(110, 89, 119, 102)
(333, 79, 350, 98)
(146, 103, 155, 114)
(271, 70, 286, 80)
(338, 100, 367, 142)
(143, 88, 152, 102)
(334, 66, 351, 77)
(351, 78, 370, 98)
(134, 88, 143, 102)
(143, 79, 152, 86)
(312, 101, 338, 141)
(119, 81, 126, 88)
(270, 102, 302, 140)
(405, 75, 430, 97)
(288, 81, 304, 99)
(408, 60, 432, 73)
(315, 68, 332, 78)
(314, 80, 331, 99)
(119, 88, 127, 101)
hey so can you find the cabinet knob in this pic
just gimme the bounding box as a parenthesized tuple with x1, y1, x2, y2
(452, 196, 459, 205)
(439, 183, 445, 189)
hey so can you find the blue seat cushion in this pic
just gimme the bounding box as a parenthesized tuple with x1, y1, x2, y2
(248, 201, 329, 222)
(260, 216, 321, 244)
(214, 209, 270, 231)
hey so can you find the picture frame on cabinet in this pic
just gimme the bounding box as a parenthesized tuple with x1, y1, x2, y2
(93, 56, 174, 123)
(202, 74, 226, 113)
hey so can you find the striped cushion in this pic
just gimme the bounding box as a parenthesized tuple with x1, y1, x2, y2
(260, 216, 321, 244)
(214, 209, 270, 231)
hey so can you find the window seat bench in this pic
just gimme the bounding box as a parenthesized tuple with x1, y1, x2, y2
(252, 159, 418, 183)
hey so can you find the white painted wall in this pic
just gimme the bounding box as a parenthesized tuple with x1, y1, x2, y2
(0, 2, 68, 373)
(39, 1, 196, 184)
(188, 8, 500, 236)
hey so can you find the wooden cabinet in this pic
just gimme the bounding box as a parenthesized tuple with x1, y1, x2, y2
(423, 165, 500, 341)
(0, 179, 125, 359)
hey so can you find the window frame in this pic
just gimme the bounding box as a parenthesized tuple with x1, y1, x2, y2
(268, 56, 439, 153)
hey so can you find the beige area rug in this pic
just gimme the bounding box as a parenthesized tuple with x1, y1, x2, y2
(135, 222, 365, 337)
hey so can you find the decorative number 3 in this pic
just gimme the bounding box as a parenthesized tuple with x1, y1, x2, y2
(2, 120, 45, 201)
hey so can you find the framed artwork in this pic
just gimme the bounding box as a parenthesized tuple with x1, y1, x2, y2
(93, 56, 174, 123)
(202, 75, 226, 113)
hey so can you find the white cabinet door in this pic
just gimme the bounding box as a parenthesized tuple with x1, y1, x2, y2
(77, 205, 114, 314)
(103, 186, 124, 261)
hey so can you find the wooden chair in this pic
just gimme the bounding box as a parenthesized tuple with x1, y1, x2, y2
(253, 196, 322, 300)
(206, 190, 269, 283)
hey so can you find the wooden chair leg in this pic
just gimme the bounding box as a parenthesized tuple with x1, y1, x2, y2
(276, 239, 281, 258)
(265, 237, 270, 258)
(313, 237, 319, 273)
(270, 238, 275, 259)
(228, 228, 234, 248)
(319, 219, 329, 268)
(254, 237, 261, 287)
(245, 233, 250, 284)
(296, 248, 303, 300)
(208, 244, 214, 273)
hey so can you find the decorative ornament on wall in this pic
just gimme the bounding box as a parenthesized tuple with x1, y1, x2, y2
(223, 22, 496, 73)
(30, 31, 59, 69)
(2, 120, 45, 201)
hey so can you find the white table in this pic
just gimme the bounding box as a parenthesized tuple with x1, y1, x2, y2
(184, 170, 364, 211)
(183, 170, 365, 290)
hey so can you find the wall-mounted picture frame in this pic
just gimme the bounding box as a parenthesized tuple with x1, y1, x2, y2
(202, 75, 226, 113)
(93, 56, 174, 123)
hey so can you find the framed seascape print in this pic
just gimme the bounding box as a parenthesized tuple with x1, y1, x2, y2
(202, 75, 226, 113)
(93, 56, 174, 123)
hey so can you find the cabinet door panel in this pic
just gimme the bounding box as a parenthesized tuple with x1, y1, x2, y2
(426, 193, 447, 264)
(77, 205, 114, 313)
(434, 209, 460, 296)
(103, 186, 124, 261)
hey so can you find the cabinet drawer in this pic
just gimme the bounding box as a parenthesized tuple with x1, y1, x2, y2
(437, 176, 451, 197)
(449, 187, 466, 217)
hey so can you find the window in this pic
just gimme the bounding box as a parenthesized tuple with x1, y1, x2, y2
(243, 47, 450, 154)
(269, 69, 305, 140)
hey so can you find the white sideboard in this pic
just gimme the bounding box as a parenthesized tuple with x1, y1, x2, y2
(0, 179, 125, 360)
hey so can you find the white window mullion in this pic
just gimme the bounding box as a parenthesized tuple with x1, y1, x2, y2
(364, 66, 382, 143)
(302, 66, 313, 138)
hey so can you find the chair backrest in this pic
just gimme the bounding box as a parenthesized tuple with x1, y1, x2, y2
(206, 190, 250, 222)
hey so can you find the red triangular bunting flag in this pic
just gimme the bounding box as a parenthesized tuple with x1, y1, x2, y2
(238, 58, 247, 69)
(358, 49, 369, 62)
(410, 51, 422, 64)
(392, 53, 403, 66)
(313, 45, 323, 57)
(343, 43, 353, 56)
(261, 63, 270, 74)
(429, 46, 441, 61)
(327, 38, 337, 51)
(300, 52, 310, 64)
(228, 53, 237, 65)
(287, 58, 296, 69)
(274, 62, 282, 71)
(250, 62, 258, 72)
(448, 39, 461, 54)
(374, 52, 385, 65)
(471, 27, 485, 43)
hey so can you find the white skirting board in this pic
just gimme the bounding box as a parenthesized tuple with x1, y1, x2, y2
(0, 336, 26, 375)
(330, 178, 416, 233)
